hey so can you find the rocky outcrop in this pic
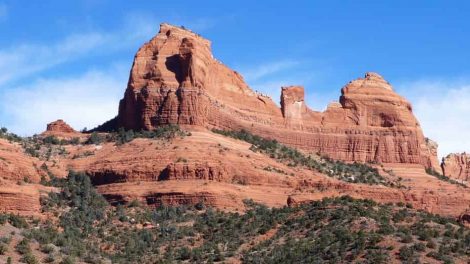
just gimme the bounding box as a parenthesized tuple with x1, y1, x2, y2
(145, 191, 218, 207)
(0, 139, 43, 183)
(0, 139, 49, 215)
(0, 182, 42, 215)
(281, 86, 309, 119)
(160, 162, 228, 181)
(46, 119, 76, 133)
(110, 23, 439, 170)
(30, 128, 470, 217)
(441, 153, 470, 182)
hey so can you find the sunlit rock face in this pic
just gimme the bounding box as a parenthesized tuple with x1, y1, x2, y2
(442, 153, 470, 182)
(114, 23, 439, 169)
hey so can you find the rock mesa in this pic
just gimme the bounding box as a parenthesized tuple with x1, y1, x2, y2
(106, 23, 439, 169)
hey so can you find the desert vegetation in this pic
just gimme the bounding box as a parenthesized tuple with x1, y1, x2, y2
(0, 171, 468, 263)
(15, 125, 189, 162)
(0, 127, 22, 142)
(425, 168, 468, 188)
(111, 125, 190, 145)
(82, 125, 190, 146)
(212, 129, 397, 187)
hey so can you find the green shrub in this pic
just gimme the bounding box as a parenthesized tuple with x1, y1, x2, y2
(9, 214, 29, 228)
(21, 252, 38, 264)
(115, 125, 189, 145)
(398, 245, 416, 261)
(40, 244, 55, 254)
(70, 137, 80, 145)
(85, 132, 104, 145)
(177, 247, 191, 260)
(15, 238, 31, 255)
(0, 127, 23, 142)
(0, 243, 7, 255)
(43, 254, 55, 263)
(43, 136, 61, 145)
(426, 168, 467, 188)
(128, 199, 140, 208)
(0, 214, 8, 225)
(60, 256, 75, 264)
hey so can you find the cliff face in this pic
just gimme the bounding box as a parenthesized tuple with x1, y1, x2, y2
(442, 153, 470, 182)
(114, 23, 439, 169)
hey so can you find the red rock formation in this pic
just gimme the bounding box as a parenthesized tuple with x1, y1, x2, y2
(161, 162, 228, 181)
(0, 139, 50, 215)
(34, 127, 468, 217)
(111, 23, 439, 170)
(0, 181, 43, 216)
(441, 153, 470, 182)
(0, 139, 43, 183)
(281, 86, 309, 119)
(46, 119, 76, 133)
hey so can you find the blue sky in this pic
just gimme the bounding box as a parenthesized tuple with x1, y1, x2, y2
(0, 0, 469, 157)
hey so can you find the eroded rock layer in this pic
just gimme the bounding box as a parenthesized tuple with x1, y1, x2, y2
(442, 153, 470, 182)
(0, 139, 47, 215)
(113, 23, 439, 169)
(0, 139, 42, 183)
(59, 132, 470, 217)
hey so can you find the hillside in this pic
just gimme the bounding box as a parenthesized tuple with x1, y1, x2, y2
(0, 172, 468, 263)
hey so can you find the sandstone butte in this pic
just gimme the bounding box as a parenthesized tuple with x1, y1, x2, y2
(1, 23, 470, 219)
(442, 153, 470, 182)
(45, 119, 75, 133)
(112, 23, 440, 170)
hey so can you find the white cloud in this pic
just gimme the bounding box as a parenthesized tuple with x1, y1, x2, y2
(0, 32, 112, 85)
(397, 80, 470, 158)
(1, 65, 127, 135)
(0, 13, 222, 135)
(0, 15, 159, 86)
(0, 13, 217, 87)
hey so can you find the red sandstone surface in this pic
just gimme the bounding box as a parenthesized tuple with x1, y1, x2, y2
(0, 139, 51, 215)
(32, 130, 464, 217)
(1, 23, 470, 220)
(442, 153, 470, 183)
(41, 119, 85, 140)
(46, 119, 75, 133)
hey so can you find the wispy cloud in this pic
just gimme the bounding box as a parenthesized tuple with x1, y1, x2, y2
(397, 79, 470, 158)
(237, 60, 318, 106)
(0, 12, 222, 135)
(1, 64, 127, 135)
(0, 14, 159, 86)
(241, 60, 300, 82)
(0, 32, 111, 85)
